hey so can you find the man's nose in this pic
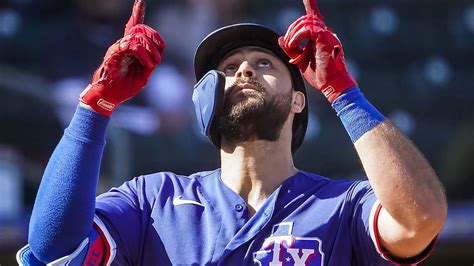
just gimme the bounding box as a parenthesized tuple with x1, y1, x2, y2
(236, 61, 254, 78)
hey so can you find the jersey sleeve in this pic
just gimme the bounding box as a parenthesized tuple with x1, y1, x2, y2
(17, 218, 124, 266)
(17, 176, 151, 266)
(349, 181, 436, 265)
(90, 175, 151, 265)
(16, 239, 89, 266)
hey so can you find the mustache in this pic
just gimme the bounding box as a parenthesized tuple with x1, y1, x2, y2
(228, 77, 266, 94)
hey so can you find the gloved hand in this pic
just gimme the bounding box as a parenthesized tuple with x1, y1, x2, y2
(278, 0, 357, 103)
(79, 0, 166, 116)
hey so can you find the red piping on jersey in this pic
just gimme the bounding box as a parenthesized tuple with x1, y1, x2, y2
(83, 222, 113, 266)
(372, 202, 437, 266)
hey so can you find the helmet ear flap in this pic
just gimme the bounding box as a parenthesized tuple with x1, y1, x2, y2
(192, 70, 226, 147)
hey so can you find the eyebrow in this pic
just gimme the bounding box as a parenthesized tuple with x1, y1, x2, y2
(221, 47, 276, 62)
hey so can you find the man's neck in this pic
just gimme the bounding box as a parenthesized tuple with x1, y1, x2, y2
(220, 139, 297, 217)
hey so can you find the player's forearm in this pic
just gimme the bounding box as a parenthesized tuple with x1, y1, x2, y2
(354, 121, 447, 230)
(29, 106, 109, 263)
(332, 87, 446, 257)
(332, 87, 446, 233)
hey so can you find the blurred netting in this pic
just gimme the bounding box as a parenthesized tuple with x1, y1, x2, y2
(0, 0, 473, 264)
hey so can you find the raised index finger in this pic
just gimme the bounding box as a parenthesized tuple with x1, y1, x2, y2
(303, 0, 323, 19)
(124, 0, 146, 36)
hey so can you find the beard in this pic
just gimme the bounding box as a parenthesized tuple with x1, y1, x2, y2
(217, 77, 292, 145)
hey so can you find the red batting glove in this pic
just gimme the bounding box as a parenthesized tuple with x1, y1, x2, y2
(79, 0, 166, 116)
(279, 4, 357, 103)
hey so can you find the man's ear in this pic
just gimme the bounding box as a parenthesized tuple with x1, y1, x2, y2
(291, 91, 305, 114)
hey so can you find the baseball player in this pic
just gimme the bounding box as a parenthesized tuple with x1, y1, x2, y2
(17, 0, 447, 265)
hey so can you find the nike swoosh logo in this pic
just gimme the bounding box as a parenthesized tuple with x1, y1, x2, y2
(172, 196, 205, 207)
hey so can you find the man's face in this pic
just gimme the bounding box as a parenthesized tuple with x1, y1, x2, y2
(215, 46, 294, 144)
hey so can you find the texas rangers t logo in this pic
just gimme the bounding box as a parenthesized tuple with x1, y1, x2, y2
(253, 222, 325, 266)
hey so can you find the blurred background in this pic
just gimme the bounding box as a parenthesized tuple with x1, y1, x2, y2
(0, 0, 473, 265)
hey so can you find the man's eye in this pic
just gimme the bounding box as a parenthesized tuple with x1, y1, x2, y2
(258, 59, 271, 67)
(224, 65, 237, 73)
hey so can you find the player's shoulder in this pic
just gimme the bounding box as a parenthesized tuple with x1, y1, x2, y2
(140, 169, 219, 182)
(134, 169, 219, 191)
(297, 171, 372, 196)
(111, 170, 219, 205)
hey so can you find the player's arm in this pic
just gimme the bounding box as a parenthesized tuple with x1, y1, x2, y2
(21, 1, 165, 263)
(353, 121, 446, 258)
(279, 0, 447, 261)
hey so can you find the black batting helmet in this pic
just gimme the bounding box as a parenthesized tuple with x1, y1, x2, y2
(194, 23, 308, 154)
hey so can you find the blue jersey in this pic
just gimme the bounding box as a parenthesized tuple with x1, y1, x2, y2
(38, 169, 429, 265)
(16, 108, 436, 266)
